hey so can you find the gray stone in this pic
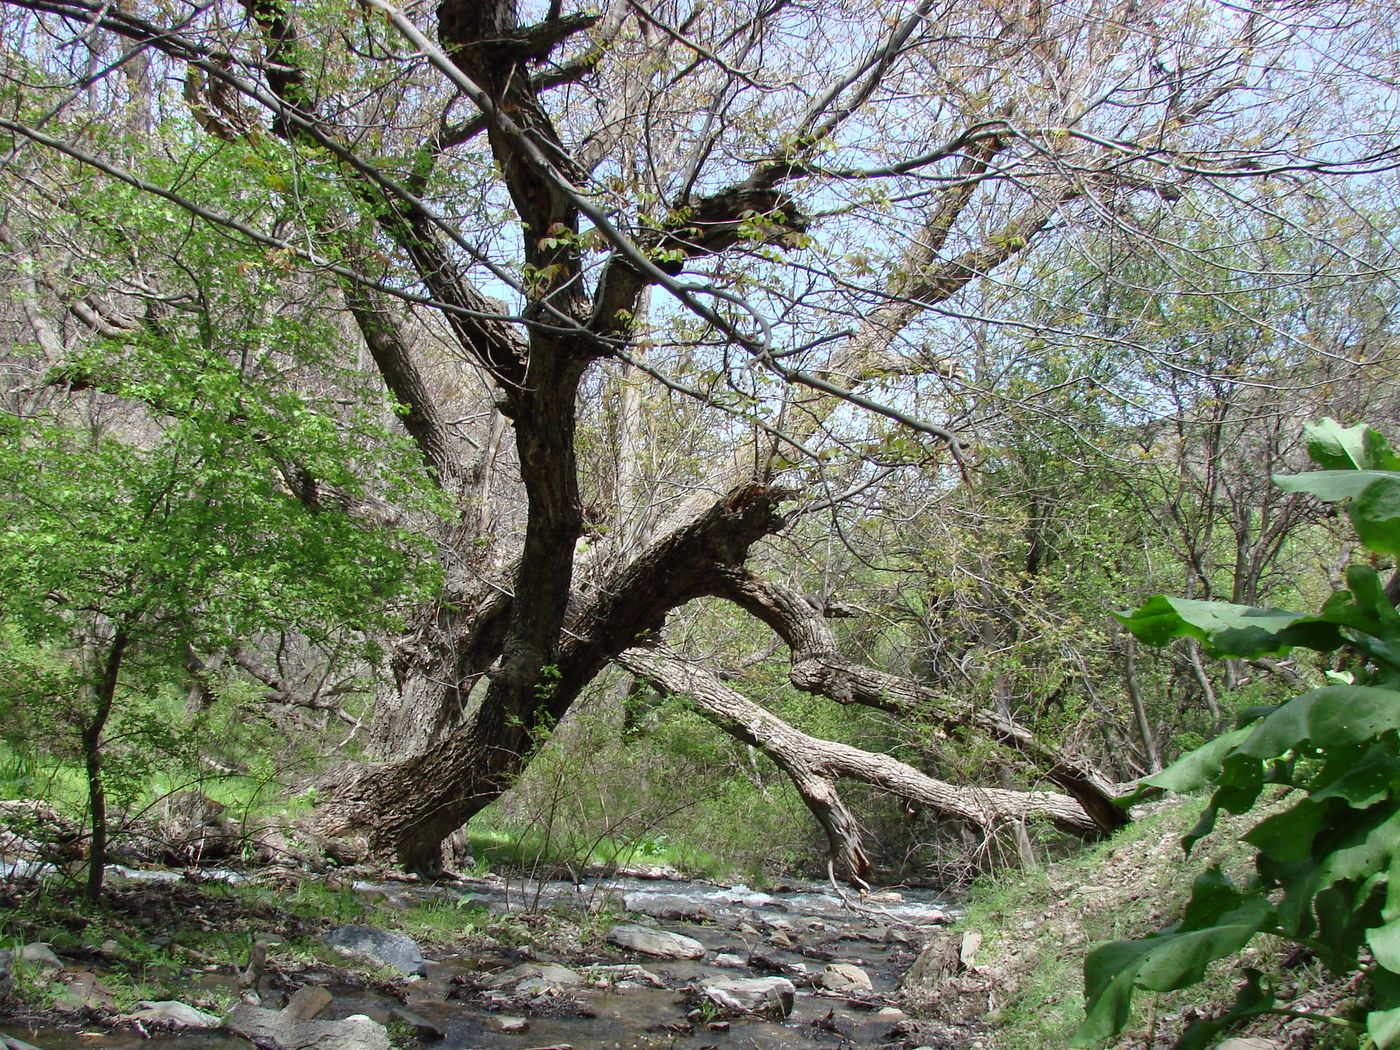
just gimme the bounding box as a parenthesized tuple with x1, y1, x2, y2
(484, 962, 584, 990)
(1218, 1041, 1284, 1050)
(53, 971, 116, 1013)
(322, 924, 427, 976)
(1, 1034, 42, 1050)
(588, 964, 665, 988)
(820, 963, 873, 994)
(621, 892, 711, 921)
(701, 976, 796, 1018)
(488, 1015, 528, 1033)
(126, 1000, 222, 1028)
(604, 923, 705, 960)
(0, 949, 11, 1002)
(283, 986, 333, 1020)
(229, 1002, 391, 1050)
(19, 943, 62, 972)
(712, 953, 748, 969)
(959, 929, 983, 969)
(388, 1007, 445, 1041)
(875, 1006, 907, 1022)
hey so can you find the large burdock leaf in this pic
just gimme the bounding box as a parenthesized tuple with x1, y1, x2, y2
(1074, 871, 1274, 1046)
(1114, 596, 1341, 656)
(1239, 686, 1400, 758)
(1302, 418, 1400, 472)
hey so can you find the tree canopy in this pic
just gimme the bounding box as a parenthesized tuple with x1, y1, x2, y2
(0, 0, 1398, 880)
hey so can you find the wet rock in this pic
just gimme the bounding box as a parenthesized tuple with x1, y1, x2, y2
(489, 1015, 528, 1033)
(19, 943, 63, 972)
(725, 885, 776, 909)
(746, 950, 814, 981)
(838, 925, 887, 943)
(821, 963, 873, 994)
(867, 889, 905, 903)
(712, 953, 748, 969)
(621, 892, 711, 921)
(388, 1006, 445, 1041)
(125, 1000, 223, 1028)
(768, 930, 795, 949)
(229, 1002, 391, 1050)
(485, 962, 584, 990)
(589, 965, 665, 988)
(701, 976, 796, 1018)
(283, 986, 333, 1020)
(53, 971, 116, 1013)
(1, 1034, 41, 1050)
(157, 790, 240, 864)
(323, 924, 427, 976)
(604, 923, 705, 959)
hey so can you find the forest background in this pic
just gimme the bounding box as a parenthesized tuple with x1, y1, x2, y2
(0, 0, 1397, 909)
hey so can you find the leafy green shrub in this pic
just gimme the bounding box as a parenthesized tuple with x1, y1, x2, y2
(1077, 419, 1400, 1049)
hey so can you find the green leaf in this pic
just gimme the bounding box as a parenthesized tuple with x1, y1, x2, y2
(1370, 917, 1400, 972)
(1239, 686, 1400, 758)
(1245, 797, 1326, 862)
(1140, 725, 1253, 795)
(1352, 476, 1400, 556)
(1371, 968, 1400, 1048)
(1275, 469, 1397, 501)
(1310, 743, 1400, 808)
(1304, 418, 1400, 472)
(1073, 872, 1274, 1045)
(1115, 595, 1344, 658)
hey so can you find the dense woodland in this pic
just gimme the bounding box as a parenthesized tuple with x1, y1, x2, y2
(0, 0, 1398, 916)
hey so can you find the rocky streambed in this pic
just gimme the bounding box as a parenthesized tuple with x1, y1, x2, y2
(0, 869, 954, 1050)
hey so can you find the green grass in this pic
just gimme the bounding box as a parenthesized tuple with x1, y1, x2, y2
(464, 819, 726, 881)
(935, 798, 1284, 1048)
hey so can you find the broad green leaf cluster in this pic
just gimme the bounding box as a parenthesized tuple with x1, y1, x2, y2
(1077, 419, 1400, 1048)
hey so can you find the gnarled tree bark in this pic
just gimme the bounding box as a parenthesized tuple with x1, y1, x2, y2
(615, 648, 1100, 886)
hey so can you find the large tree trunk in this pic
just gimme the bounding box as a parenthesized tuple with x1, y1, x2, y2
(315, 483, 788, 868)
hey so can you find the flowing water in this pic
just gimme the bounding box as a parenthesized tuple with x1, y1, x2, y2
(2, 869, 953, 1049)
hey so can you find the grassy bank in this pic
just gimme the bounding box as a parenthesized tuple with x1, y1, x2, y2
(904, 797, 1359, 1048)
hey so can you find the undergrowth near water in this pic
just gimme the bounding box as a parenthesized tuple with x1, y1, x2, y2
(907, 795, 1359, 1048)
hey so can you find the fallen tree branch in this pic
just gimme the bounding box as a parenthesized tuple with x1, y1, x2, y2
(711, 568, 1128, 833)
(616, 647, 1100, 886)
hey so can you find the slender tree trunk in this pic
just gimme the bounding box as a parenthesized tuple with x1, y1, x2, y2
(1123, 635, 1161, 774)
(1186, 638, 1223, 728)
(83, 628, 129, 903)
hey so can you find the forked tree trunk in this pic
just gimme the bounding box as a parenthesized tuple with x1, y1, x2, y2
(316, 484, 789, 868)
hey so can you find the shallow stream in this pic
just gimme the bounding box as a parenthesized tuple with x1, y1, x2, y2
(2, 869, 953, 1049)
